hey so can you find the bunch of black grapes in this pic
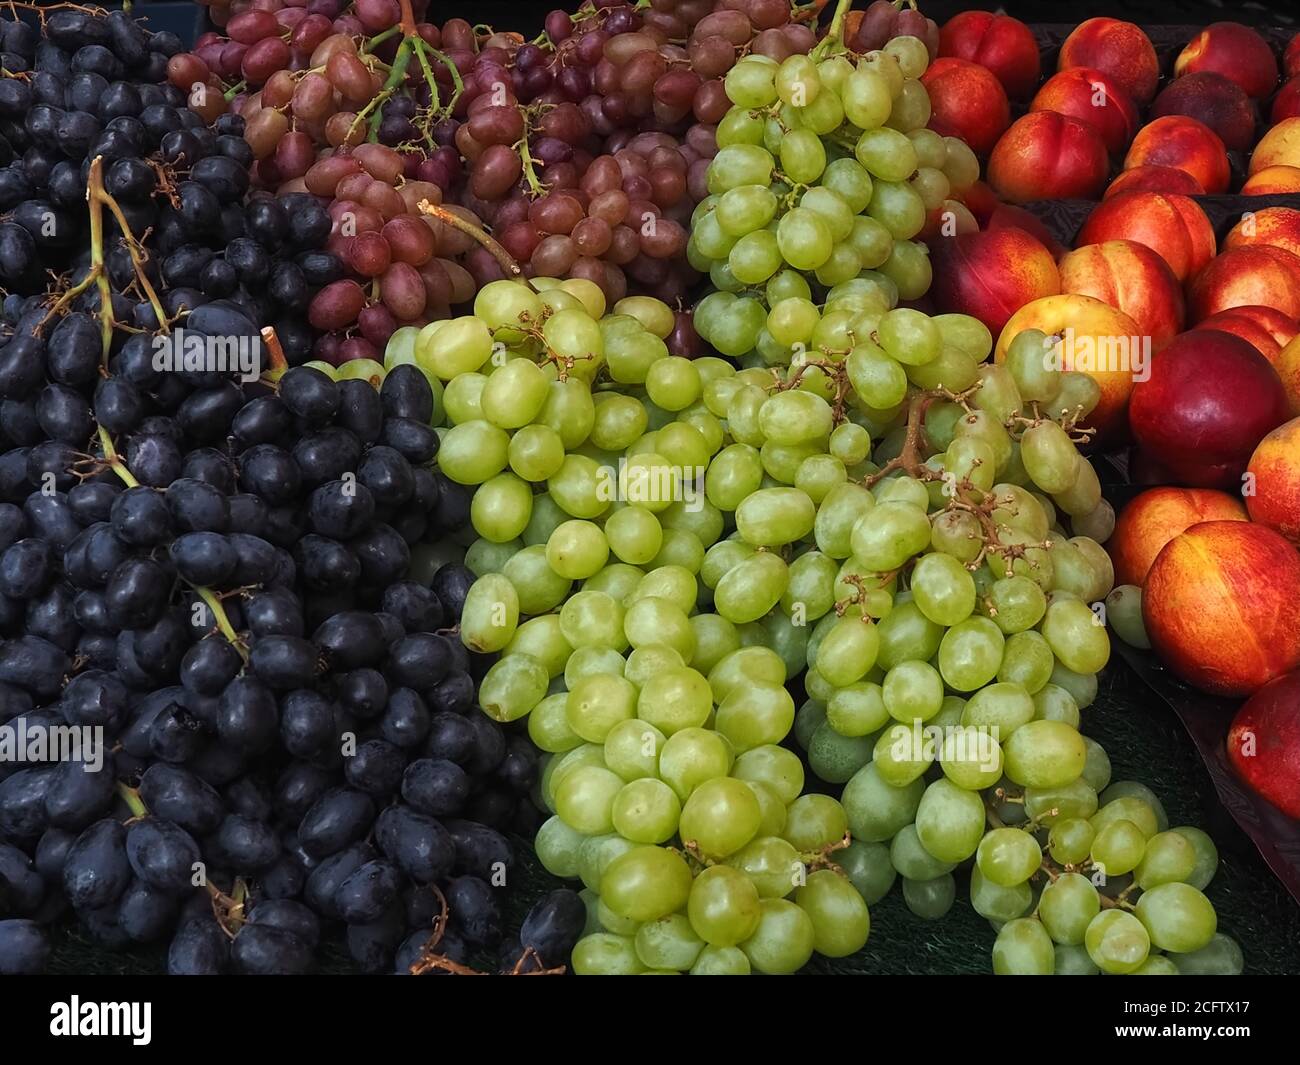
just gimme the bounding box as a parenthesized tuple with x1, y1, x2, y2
(0, 357, 582, 975)
(0, 6, 343, 365)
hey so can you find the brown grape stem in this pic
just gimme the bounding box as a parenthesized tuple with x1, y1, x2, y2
(259, 326, 289, 384)
(416, 200, 534, 286)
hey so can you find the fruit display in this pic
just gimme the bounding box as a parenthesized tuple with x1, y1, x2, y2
(0, 0, 1295, 983)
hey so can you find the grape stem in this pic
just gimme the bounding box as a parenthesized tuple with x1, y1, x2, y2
(416, 200, 536, 287)
(115, 782, 147, 819)
(810, 0, 857, 59)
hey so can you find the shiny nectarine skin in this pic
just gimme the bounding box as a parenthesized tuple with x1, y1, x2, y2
(1057, 239, 1184, 351)
(987, 111, 1110, 204)
(1150, 72, 1256, 153)
(1229, 670, 1300, 819)
(1246, 417, 1300, 542)
(1059, 18, 1159, 105)
(1188, 245, 1300, 322)
(1143, 521, 1300, 697)
(1123, 116, 1231, 195)
(939, 10, 1041, 100)
(1030, 68, 1139, 155)
(1108, 487, 1247, 587)
(1193, 305, 1299, 360)
(1077, 191, 1216, 282)
(928, 226, 1060, 336)
(921, 58, 1011, 157)
(1175, 22, 1279, 100)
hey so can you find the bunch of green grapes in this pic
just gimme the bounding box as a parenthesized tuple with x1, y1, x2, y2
(689, 36, 980, 363)
(780, 326, 1242, 976)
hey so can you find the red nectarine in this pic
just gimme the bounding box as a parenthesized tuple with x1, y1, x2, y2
(1228, 670, 1300, 818)
(1175, 22, 1279, 100)
(987, 111, 1110, 204)
(1030, 68, 1139, 156)
(1108, 487, 1248, 587)
(1076, 191, 1216, 283)
(1187, 245, 1300, 322)
(1057, 240, 1184, 351)
(1143, 521, 1300, 697)
(1123, 116, 1231, 195)
(1246, 417, 1300, 542)
(921, 57, 1011, 157)
(1150, 72, 1256, 153)
(1194, 305, 1299, 360)
(938, 11, 1041, 101)
(1224, 205, 1300, 259)
(1059, 18, 1159, 105)
(1242, 164, 1300, 195)
(1104, 166, 1205, 199)
(1129, 329, 1291, 488)
(928, 226, 1060, 336)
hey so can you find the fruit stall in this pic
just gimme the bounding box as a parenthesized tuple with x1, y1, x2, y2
(0, 0, 1298, 986)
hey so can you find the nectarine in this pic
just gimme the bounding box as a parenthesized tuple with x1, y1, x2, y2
(1057, 240, 1184, 351)
(987, 111, 1110, 204)
(1241, 164, 1300, 195)
(1143, 521, 1300, 697)
(1187, 245, 1300, 322)
(928, 226, 1060, 336)
(1104, 166, 1205, 199)
(1129, 329, 1291, 488)
(1175, 22, 1279, 100)
(1030, 68, 1139, 156)
(1250, 117, 1300, 174)
(1150, 72, 1256, 152)
(1076, 191, 1216, 282)
(1224, 205, 1300, 259)
(1246, 417, 1300, 542)
(1272, 76, 1300, 125)
(1108, 487, 1248, 587)
(921, 57, 1011, 157)
(938, 11, 1041, 101)
(1059, 18, 1159, 105)
(995, 293, 1142, 442)
(1194, 305, 1299, 360)
(1275, 334, 1300, 415)
(1123, 116, 1231, 195)
(1228, 670, 1300, 819)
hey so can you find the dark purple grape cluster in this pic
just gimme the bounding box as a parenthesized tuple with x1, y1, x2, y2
(0, 354, 579, 975)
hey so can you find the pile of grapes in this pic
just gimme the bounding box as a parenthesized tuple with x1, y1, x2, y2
(0, 0, 1250, 980)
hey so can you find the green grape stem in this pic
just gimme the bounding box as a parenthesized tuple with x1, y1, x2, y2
(115, 782, 148, 819)
(810, 0, 857, 60)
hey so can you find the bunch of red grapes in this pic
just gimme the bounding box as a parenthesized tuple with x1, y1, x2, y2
(169, 0, 828, 360)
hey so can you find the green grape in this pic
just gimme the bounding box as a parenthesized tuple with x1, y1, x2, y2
(601, 845, 694, 923)
(939, 725, 1003, 790)
(838, 840, 896, 905)
(1134, 830, 1198, 890)
(564, 647, 624, 691)
(708, 646, 786, 703)
(680, 777, 763, 859)
(1048, 817, 1096, 866)
(867, 180, 926, 240)
(777, 207, 835, 271)
(1054, 457, 1102, 518)
(1002, 719, 1087, 789)
(907, 345, 980, 392)
(854, 127, 917, 181)
(438, 420, 510, 485)
(465, 535, 517, 575)
(780, 128, 827, 183)
(998, 630, 1055, 693)
(1085, 909, 1150, 974)
(851, 500, 932, 570)
(759, 391, 834, 447)
(1033, 684, 1081, 728)
(708, 143, 776, 194)
(729, 229, 784, 285)
(715, 683, 796, 751)
(571, 933, 646, 975)
(602, 506, 661, 566)
(929, 509, 982, 563)
(846, 340, 910, 409)
(1135, 883, 1217, 953)
(555, 764, 624, 834)
(986, 576, 1048, 635)
(583, 563, 644, 605)
(602, 717, 664, 782)
(559, 590, 627, 653)
(796, 869, 870, 957)
(717, 107, 766, 148)
(506, 423, 565, 482)
(882, 660, 945, 723)
(576, 831, 636, 893)
(902, 874, 956, 920)
(1105, 584, 1151, 649)
(829, 422, 872, 466)
(714, 549, 788, 623)
(1020, 420, 1080, 494)
(977, 827, 1043, 887)
(877, 308, 941, 368)
(564, 672, 636, 743)
(1170, 933, 1243, 976)
(634, 914, 703, 972)
(992, 918, 1055, 975)
(1100, 782, 1168, 832)
(1171, 826, 1219, 891)
(460, 573, 519, 653)
(814, 483, 875, 559)
(916, 778, 987, 863)
(535, 814, 586, 877)
(659, 727, 733, 802)
(970, 866, 1033, 923)
(780, 549, 838, 622)
(801, 187, 855, 242)
(823, 681, 887, 738)
(1041, 598, 1110, 675)
(782, 794, 849, 852)
(939, 617, 1006, 692)
(876, 600, 944, 669)
(1025, 778, 1098, 825)
(741, 898, 816, 974)
(501, 545, 571, 615)
(690, 614, 742, 676)
(612, 778, 681, 844)
(841, 762, 925, 842)
(1054, 942, 1100, 975)
(716, 184, 778, 235)
(808, 723, 874, 784)
(890, 824, 957, 880)
(686, 864, 762, 948)
(528, 693, 582, 754)
(522, 493, 568, 547)
(1091, 819, 1147, 877)
(691, 945, 752, 974)
(911, 552, 977, 626)
(505, 615, 571, 678)
(725, 57, 779, 107)
(442, 371, 486, 425)
(480, 358, 548, 429)
(542, 519, 606, 580)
